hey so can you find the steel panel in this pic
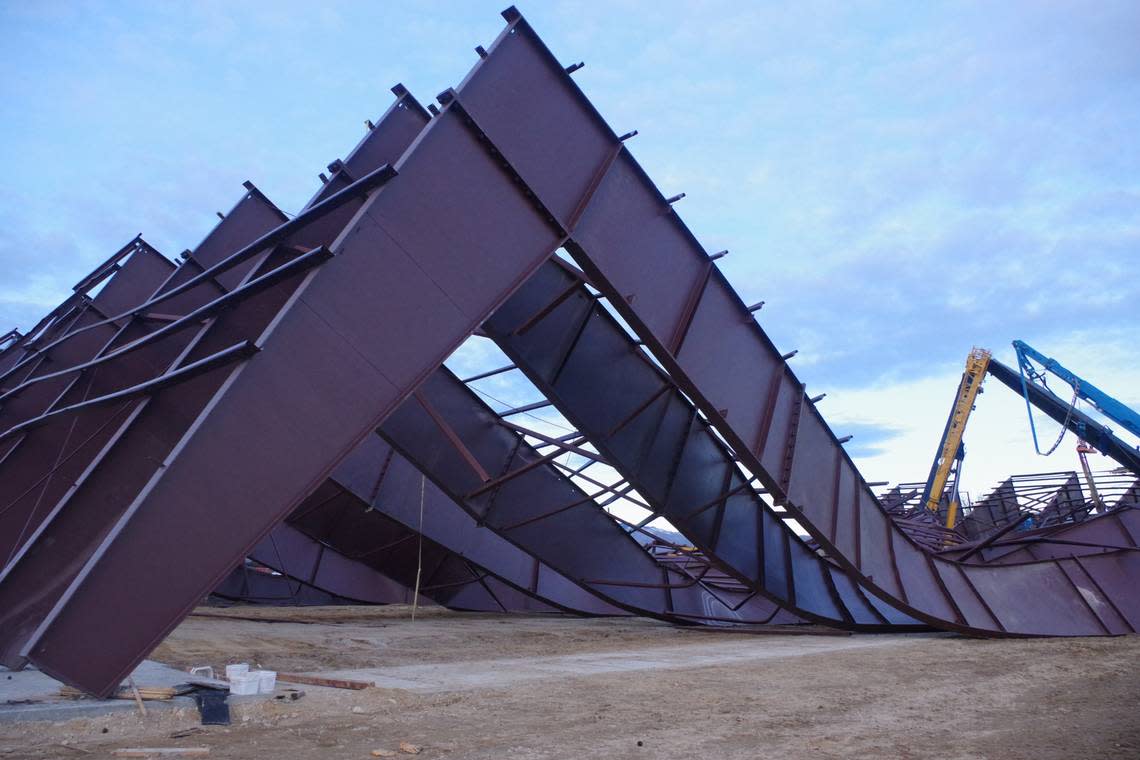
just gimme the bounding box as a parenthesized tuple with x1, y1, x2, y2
(448, 14, 1138, 635)
(0, 235, 299, 670)
(247, 521, 415, 605)
(347, 436, 622, 615)
(0, 98, 434, 681)
(460, 15, 614, 228)
(23, 102, 565, 696)
(379, 367, 797, 626)
(483, 259, 914, 630)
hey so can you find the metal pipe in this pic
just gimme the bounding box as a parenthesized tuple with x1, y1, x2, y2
(460, 364, 517, 383)
(0, 247, 333, 405)
(0, 341, 258, 443)
(0, 164, 397, 386)
(499, 399, 554, 417)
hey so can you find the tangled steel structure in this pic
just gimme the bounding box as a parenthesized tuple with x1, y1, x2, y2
(1, 7, 1138, 697)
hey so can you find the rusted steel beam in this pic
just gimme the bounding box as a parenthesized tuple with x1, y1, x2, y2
(243, 522, 418, 606)
(211, 560, 390, 607)
(484, 260, 915, 630)
(0, 189, 297, 669)
(16, 78, 576, 697)
(378, 366, 800, 629)
(0, 194, 289, 572)
(302, 431, 624, 616)
(460, 7, 1138, 636)
(2, 5, 1133, 700)
(0, 84, 623, 678)
(0, 243, 177, 566)
(0, 93, 427, 681)
(284, 482, 560, 615)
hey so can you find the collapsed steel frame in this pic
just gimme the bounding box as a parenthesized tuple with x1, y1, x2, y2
(0, 7, 1137, 697)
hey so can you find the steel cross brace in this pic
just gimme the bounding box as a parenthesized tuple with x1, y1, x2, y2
(460, 7, 1140, 637)
(377, 365, 799, 628)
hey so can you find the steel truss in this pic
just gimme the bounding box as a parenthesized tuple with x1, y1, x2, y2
(0, 7, 1134, 697)
(0, 86, 628, 638)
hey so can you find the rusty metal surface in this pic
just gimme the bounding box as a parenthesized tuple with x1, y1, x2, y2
(0, 84, 626, 690)
(884, 469, 1138, 550)
(380, 366, 802, 627)
(325, 432, 624, 616)
(0, 239, 176, 566)
(940, 505, 1140, 565)
(452, 8, 1139, 636)
(19, 83, 567, 697)
(482, 259, 918, 630)
(0, 5, 1134, 699)
(0, 96, 421, 680)
(211, 559, 406, 607)
(0, 188, 291, 670)
(245, 522, 418, 606)
(286, 485, 560, 615)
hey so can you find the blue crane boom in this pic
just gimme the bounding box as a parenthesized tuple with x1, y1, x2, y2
(1013, 340, 1140, 441)
(918, 344, 1140, 531)
(986, 359, 1140, 476)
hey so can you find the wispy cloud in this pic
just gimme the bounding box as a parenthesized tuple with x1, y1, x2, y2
(1, 0, 1136, 496)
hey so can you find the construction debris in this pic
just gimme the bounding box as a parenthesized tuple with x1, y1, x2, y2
(276, 674, 375, 691)
(0, 4, 1135, 706)
(58, 686, 179, 701)
(111, 750, 209, 757)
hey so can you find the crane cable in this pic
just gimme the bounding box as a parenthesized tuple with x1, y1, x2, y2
(411, 473, 425, 622)
(1018, 358, 1081, 456)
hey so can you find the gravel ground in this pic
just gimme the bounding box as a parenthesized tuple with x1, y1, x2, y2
(2, 605, 1137, 759)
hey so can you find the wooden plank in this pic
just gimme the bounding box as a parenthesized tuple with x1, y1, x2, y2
(275, 673, 374, 690)
(59, 685, 178, 700)
(112, 752, 210, 756)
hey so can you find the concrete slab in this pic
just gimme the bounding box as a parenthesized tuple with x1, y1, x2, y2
(311, 632, 919, 693)
(1, 660, 189, 703)
(0, 660, 268, 723)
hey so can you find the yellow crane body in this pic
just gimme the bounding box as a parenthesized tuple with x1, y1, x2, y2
(926, 348, 992, 529)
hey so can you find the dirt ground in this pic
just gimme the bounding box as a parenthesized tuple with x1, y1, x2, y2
(2, 605, 1138, 759)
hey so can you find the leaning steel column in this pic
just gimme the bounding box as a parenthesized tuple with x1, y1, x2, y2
(451, 7, 1139, 636)
(20, 86, 572, 697)
(378, 366, 800, 627)
(0, 92, 431, 676)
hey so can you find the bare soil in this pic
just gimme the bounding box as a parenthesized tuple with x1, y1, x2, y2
(2, 605, 1137, 759)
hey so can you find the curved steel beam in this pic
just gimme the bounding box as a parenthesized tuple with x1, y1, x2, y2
(379, 366, 812, 628)
(456, 8, 1138, 636)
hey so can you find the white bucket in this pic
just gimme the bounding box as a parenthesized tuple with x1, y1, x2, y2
(228, 672, 261, 696)
(225, 663, 249, 681)
(251, 669, 277, 694)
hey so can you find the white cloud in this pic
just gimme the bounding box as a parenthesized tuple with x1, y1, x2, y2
(826, 330, 1140, 502)
(1, 0, 1136, 506)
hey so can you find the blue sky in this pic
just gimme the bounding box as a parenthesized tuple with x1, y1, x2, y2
(1, 0, 1137, 501)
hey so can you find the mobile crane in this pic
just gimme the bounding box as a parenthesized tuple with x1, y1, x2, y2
(1011, 339, 1140, 443)
(986, 357, 1140, 476)
(919, 348, 991, 529)
(918, 341, 1140, 531)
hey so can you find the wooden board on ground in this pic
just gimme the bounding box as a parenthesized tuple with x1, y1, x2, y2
(275, 673, 374, 690)
(59, 685, 181, 701)
(112, 749, 210, 757)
